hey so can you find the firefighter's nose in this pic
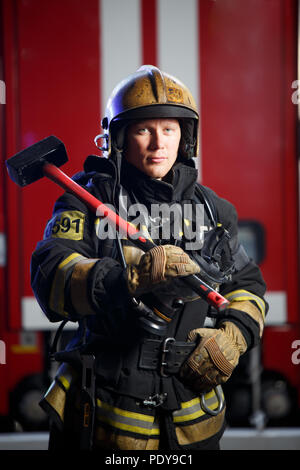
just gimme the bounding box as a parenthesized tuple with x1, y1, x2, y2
(149, 130, 165, 149)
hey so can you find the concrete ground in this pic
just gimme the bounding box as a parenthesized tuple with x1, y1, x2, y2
(0, 428, 299, 450)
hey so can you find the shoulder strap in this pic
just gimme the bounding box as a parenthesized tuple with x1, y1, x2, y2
(195, 184, 218, 227)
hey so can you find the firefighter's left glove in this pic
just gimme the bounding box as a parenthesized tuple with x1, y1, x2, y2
(179, 322, 247, 393)
(127, 244, 200, 296)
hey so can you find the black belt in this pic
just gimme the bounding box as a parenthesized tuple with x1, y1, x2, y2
(139, 338, 196, 377)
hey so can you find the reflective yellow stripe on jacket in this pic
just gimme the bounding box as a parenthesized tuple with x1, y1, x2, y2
(95, 388, 224, 437)
(49, 252, 86, 317)
(96, 399, 160, 437)
(172, 388, 224, 424)
(224, 289, 266, 319)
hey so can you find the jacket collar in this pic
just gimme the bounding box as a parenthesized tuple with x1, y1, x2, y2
(120, 159, 198, 205)
(83, 154, 199, 204)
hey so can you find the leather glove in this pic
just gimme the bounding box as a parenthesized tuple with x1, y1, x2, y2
(179, 321, 247, 393)
(127, 244, 200, 296)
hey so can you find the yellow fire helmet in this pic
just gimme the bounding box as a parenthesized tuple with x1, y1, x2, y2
(95, 65, 199, 160)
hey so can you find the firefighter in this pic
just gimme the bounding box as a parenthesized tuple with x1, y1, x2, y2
(31, 65, 267, 450)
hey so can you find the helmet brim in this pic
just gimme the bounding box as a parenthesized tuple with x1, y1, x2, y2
(112, 104, 198, 124)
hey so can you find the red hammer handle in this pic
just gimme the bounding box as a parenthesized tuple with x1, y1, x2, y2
(44, 163, 229, 312)
(44, 163, 146, 242)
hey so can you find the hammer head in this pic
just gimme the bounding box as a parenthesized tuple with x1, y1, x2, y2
(5, 135, 68, 187)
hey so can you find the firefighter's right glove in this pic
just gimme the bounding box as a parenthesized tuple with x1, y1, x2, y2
(127, 245, 200, 296)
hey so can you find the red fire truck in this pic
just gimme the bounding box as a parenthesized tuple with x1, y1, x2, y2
(0, 0, 299, 431)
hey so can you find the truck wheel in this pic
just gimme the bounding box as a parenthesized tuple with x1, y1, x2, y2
(261, 371, 297, 425)
(10, 374, 49, 431)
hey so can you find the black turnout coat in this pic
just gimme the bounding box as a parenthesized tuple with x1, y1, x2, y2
(31, 156, 267, 450)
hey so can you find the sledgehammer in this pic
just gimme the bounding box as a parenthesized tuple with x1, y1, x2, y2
(5, 135, 229, 312)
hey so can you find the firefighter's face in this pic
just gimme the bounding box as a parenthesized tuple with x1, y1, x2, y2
(124, 118, 181, 179)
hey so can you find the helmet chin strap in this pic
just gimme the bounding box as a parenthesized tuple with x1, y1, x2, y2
(110, 122, 130, 187)
(114, 148, 123, 187)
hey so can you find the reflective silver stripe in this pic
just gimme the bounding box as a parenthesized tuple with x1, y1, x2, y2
(224, 289, 266, 318)
(96, 399, 159, 436)
(173, 389, 224, 423)
(49, 253, 86, 316)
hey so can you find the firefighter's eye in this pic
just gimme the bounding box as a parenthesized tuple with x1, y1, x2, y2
(137, 127, 149, 134)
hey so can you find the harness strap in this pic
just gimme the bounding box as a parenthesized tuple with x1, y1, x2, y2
(195, 184, 218, 227)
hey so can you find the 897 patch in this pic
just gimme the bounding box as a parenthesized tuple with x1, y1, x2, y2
(44, 211, 85, 240)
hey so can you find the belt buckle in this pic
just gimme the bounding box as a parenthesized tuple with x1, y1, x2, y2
(160, 337, 175, 377)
